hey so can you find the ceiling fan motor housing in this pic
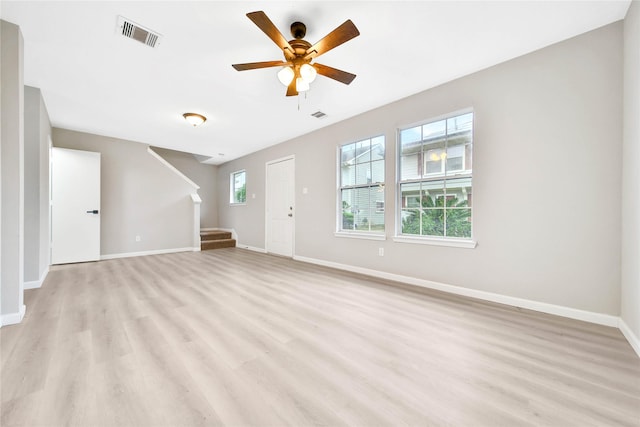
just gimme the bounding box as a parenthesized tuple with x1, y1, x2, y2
(289, 39, 312, 57)
(290, 21, 306, 39)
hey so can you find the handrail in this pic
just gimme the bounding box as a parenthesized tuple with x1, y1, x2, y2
(147, 147, 200, 190)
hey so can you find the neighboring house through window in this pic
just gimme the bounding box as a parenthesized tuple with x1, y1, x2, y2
(230, 170, 246, 204)
(338, 135, 385, 233)
(398, 111, 473, 239)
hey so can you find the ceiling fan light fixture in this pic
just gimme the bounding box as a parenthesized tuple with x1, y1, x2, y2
(296, 77, 310, 92)
(277, 66, 295, 86)
(183, 113, 206, 127)
(300, 63, 317, 83)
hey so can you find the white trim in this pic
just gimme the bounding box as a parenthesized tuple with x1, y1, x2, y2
(191, 194, 202, 251)
(335, 231, 386, 241)
(266, 154, 296, 166)
(397, 107, 475, 132)
(393, 235, 477, 249)
(147, 147, 199, 190)
(1, 304, 26, 327)
(237, 244, 267, 253)
(24, 267, 49, 290)
(292, 255, 619, 328)
(265, 155, 296, 257)
(101, 247, 196, 260)
(619, 318, 640, 358)
(229, 169, 246, 205)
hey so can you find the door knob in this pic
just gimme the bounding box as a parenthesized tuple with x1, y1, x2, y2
(86, 210, 99, 214)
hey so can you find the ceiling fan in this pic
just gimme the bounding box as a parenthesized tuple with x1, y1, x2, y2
(232, 11, 360, 97)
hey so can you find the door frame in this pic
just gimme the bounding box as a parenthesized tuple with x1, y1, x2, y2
(264, 155, 295, 257)
(51, 147, 101, 264)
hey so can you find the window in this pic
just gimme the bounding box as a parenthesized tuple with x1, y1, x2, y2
(398, 112, 473, 239)
(230, 170, 246, 204)
(339, 135, 385, 233)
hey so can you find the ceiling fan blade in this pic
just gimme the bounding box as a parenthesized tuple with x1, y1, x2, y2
(304, 20, 360, 61)
(232, 60, 289, 71)
(246, 11, 295, 60)
(314, 63, 357, 85)
(286, 79, 298, 97)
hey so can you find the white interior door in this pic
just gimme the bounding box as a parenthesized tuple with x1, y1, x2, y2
(266, 157, 295, 257)
(51, 147, 101, 264)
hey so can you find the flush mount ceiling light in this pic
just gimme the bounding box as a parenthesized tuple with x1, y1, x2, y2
(232, 11, 359, 97)
(183, 113, 206, 127)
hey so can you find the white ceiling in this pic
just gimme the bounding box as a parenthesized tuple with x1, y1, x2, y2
(1, 1, 631, 165)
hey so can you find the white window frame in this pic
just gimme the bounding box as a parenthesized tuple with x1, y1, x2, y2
(395, 109, 476, 248)
(336, 135, 386, 240)
(229, 169, 246, 205)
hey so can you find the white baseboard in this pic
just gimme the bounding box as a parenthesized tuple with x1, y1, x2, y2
(101, 247, 197, 260)
(293, 255, 620, 328)
(24, 266, 50, 290)
(237, 244, 267, 253)
(619, 318, 640, 358)
(1, 304, 26, 327)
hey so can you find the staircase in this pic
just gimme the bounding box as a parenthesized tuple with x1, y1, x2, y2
(200, 230, 236, 250)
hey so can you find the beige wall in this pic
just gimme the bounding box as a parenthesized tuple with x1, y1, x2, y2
(24, 86, 51, 284)
(1, 20, 25, 323)
(622, 1, 640, 345)
(218, 22, 623, 316)
(53, 129, 197, 257)
(152, 147, 218, 229)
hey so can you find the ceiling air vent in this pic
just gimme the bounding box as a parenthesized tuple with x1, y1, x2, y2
(311, 111, 327, 119)
(117, 16, 162, 48)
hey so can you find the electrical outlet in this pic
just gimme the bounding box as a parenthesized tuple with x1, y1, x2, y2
(378, 247, 384, 256)
(135, 235, 141, 242)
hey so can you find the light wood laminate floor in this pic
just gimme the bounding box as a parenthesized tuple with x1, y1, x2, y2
(1, 248, 639, 426)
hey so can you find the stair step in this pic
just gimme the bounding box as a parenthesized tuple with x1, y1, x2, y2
(201, 238, 236, 250)
(200, 230, 232, 241)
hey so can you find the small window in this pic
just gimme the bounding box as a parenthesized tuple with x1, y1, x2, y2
(338, 135, 385, 233)
(230, 170, 246, 204)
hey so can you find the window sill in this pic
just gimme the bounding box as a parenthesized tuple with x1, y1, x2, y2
(393, 235, 477, 249)
(335, 231, 386, 241)
(229, 203, 246, 206)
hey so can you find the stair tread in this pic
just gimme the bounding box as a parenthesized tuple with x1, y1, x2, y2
(200, 230, 231, 235)
(201, 238, 236, 250)
(200, 230, 232, 241)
